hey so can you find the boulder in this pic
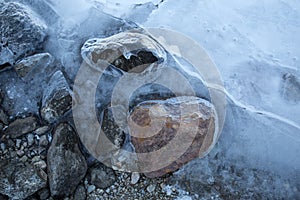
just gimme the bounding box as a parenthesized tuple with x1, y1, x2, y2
(47, 123, 87, 197)
(87, 162, 116, 189)
(128, 96, 217, 178)
(41, 71, 72, 123)
(4, 116, 38, 139)
(0, 160, 47, 200)
(0, 2, 47, 65)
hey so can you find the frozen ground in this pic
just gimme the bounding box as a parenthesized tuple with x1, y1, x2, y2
(1, 0, 299, 198)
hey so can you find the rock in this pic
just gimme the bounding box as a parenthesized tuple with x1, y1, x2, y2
(74, 184, 86, 200)
(47, 123, 87, 197)
(0, 108, 8, 130)
(101, 107, 126, 148)
(0, 194, 8, 200)
(130, 172, 140, 185)
(34, 126, 50, 135)
(87, 162, 116, 189)
(0, 160, 47, 200)
(0, 2, 47, 65)
(147, 184, 156, 193)
(37, 188, 50, 200)
(87, 185, 96, 194)
(280, 73, 300, 104)
(14, 53, 53, 79)
(128, 96, 217, 178)
(27, 133, 34, 146)
(41, 71, 72, 123)
(39, 135, 48, 147)
(4, 116, 38, 139)
(81, 31, 165, 73)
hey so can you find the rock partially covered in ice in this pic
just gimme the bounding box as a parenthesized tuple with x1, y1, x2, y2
(0, 160, 47, 200)
(4, 116, 38, 139)
(87, 162, 116, 189)
(81, 31, 165, 72)
(280, 73, 300, 104)
(128, 96, 217, 178)
(14, 53, 53, 79)
(0, 2, 47, 65)
(47, 123, 87, 197)
(41, 71, 72, 123)
(101, 107, 126, 148)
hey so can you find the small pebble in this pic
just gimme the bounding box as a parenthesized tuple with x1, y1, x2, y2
(87, 185, 96, 194)
(27, 133, 35, 146)
(16, 139, 22, 149)
(131, 172, 140, 185)
(147, 184, 156, 193)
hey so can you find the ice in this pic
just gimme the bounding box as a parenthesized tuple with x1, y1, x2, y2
(142, 0, 300, 185)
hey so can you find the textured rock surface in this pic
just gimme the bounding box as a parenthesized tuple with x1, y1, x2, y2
(129, 96, 217, 178)
(0, 160, 47, 200)
(0, 108, 8, 131)
(73, 184, 86, 200)
(41, 71, 72, 123)
(4, 116, 38, 139)
(101, 107, 126, 148)
(0, 2, 47, 65)
(14, 53, 53, 79)
(47, 123, 87, 197)
(88, 162, 116, 189)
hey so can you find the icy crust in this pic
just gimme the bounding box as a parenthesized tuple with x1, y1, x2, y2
(81, 31, 166, 68)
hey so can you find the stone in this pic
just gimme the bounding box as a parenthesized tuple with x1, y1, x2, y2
(47, 123, 87, 197)
(101, 107, 126, 148)
(34, 126, 50, 135)
(0, 108, 8, 130)
(87, 162, 116, 189)
(37, 188, 50, 200)
(0, 2, 47, 65)
(87, 185, 96, 194)
(41, 71, 72, 123)
(4, 116, 38, 139)
(27, 133, 34, 146)
(81, 31, 165, 73)
(280, 73, 300, 104)
(74, 184, 86, 200)
(14, 53, 53, 79)
(128, 96, 217, 178)
(130, 172, 140, 185)
(147, 184, 156, 193)
(0, 160, 47, 200)
(39, 135, 48, 147)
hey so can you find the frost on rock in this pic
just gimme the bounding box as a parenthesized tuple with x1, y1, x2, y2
(41, 71, 72, 123)
(0, 160, 47, 200)
(14, 53, 54, 80)
(0, 2, 47, 65)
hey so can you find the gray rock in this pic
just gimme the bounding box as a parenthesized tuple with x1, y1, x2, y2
(41, 71, 72, 123)
(14, 53, 53, 79)
(280, 73, 300, 104)
(4, 116, 38, 139)
(0, 108, 8, 130)
(37, 188, 50, 200)
(0, 160, 47, 200)
(47, 123, 87, 197)
(0, 2, 47, 65)
(74, 184, 86, 200)
(88, 163, 116, 189)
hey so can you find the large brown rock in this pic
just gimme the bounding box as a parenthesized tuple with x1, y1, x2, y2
(128, 96, 217, 178)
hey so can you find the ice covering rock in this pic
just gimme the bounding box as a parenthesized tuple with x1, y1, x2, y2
(41, 71, 72, 123)
(4, 116, 38, 139)
(0, 2, 47, 65)
(129, 96, 217, 177)
(14, 53, 53, 79)
(47, 123, 87, 197)
(0, 160, 47, 200)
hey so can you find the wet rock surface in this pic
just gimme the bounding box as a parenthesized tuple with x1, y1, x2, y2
(0, 2, 47, 65)
(47, 123, 87, 197)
